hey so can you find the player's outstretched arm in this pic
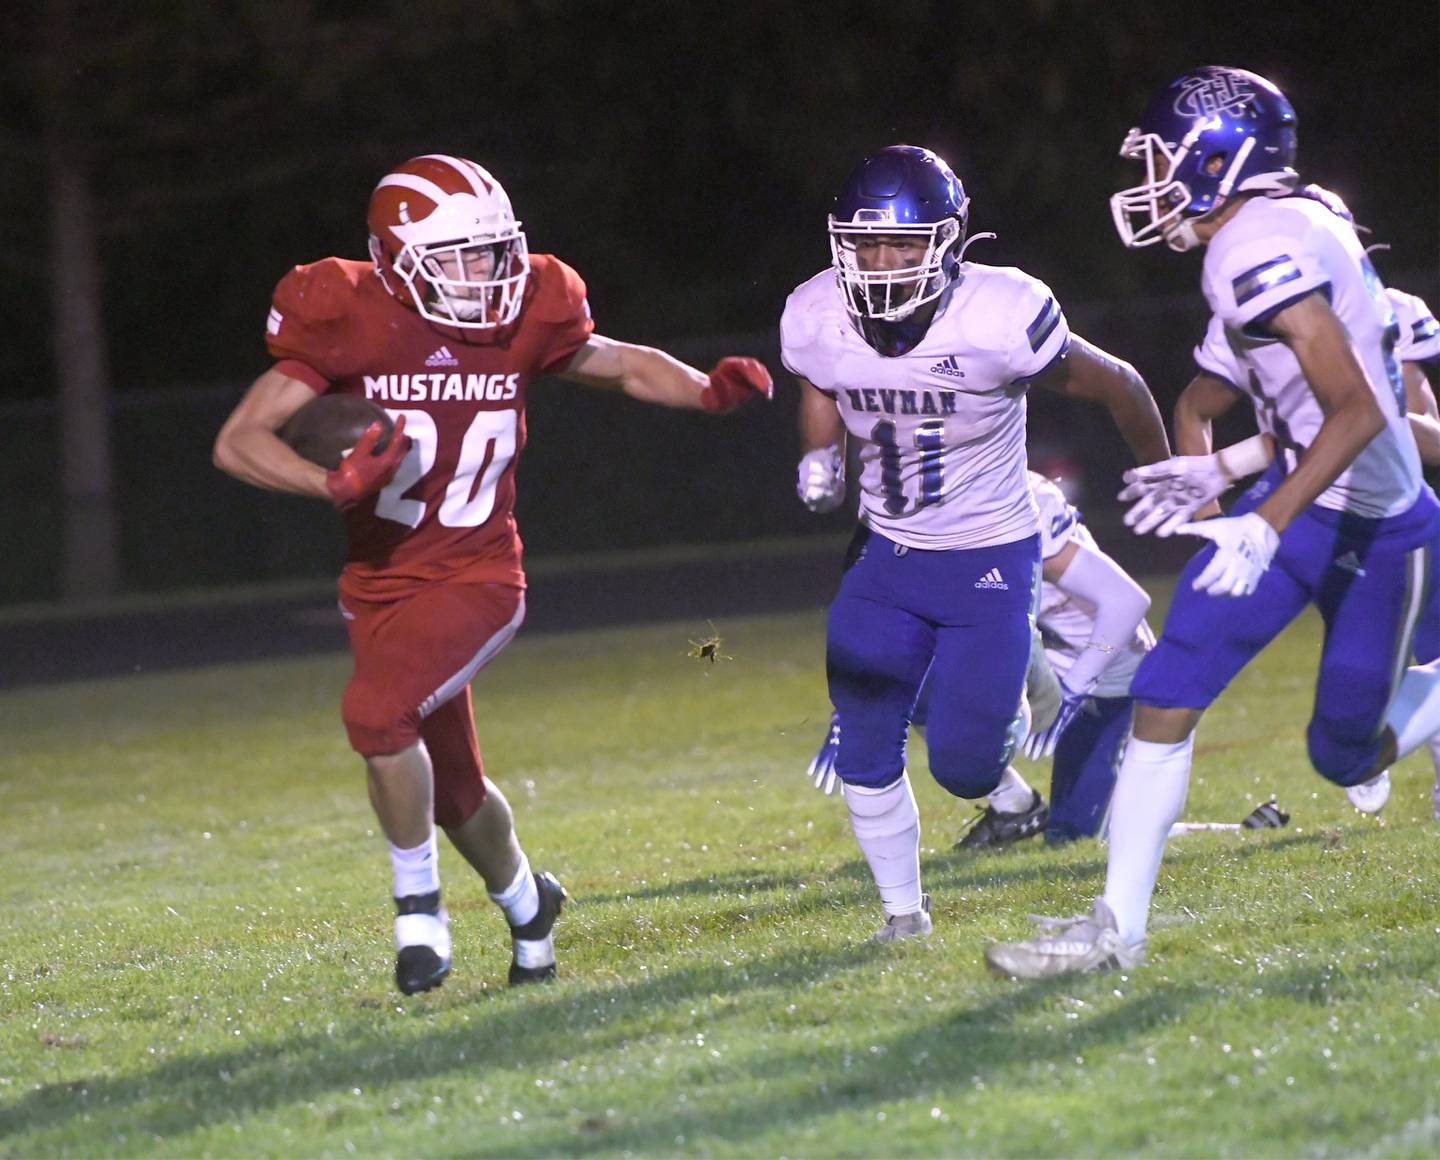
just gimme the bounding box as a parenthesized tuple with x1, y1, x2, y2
(555, 335, 771, 412)
(1031, 336, 1171, 466)
(1248, 293, 1386, 535)
(213, 369, 332, 499)
(1118, 373, 1273, 535)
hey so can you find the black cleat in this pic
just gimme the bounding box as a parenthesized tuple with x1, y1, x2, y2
(396, 945, 450, 995)
(955, 790, 1049, 850)
(394, 891, 451, 996)
(507, 871, 567, 986)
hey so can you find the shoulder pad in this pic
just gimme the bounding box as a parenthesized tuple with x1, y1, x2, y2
(265, 258, 369, 373)
(271, 259, 366, 326)
(526, 254, 591, 325)
(780, 272, 841, 381)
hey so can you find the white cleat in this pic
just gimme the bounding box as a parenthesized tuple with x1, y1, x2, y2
(872, 894, 933, 943)
(985, 897, 1145, 979)
(1345, 770, 1391, 815)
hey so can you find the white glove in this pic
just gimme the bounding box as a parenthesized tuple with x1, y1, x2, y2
(1177, 512, 1280, 598)
(1022, 680, 1088, 760)
(806, 711, 842, 794)
(1119, 455, 1231, 537)
(797, 445, 845, 513)
(1118, 435, 1273, 537)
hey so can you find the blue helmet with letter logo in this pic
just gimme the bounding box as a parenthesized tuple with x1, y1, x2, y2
(828, 145, 972, 355)
(1111, 66, 1298, 252)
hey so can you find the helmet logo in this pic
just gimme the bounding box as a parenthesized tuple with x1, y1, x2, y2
(1173, 72, 1255, 119)
(398, 201, 412, 225)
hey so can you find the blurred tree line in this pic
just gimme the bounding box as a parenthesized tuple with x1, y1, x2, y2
(2, 0, 1436, 599)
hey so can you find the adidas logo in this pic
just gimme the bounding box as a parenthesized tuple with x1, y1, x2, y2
(974, 567, 1009, 590)
(425, 345, 459, 367)
(1332, 551, 1366, 577)
(929, 355, 966, 378)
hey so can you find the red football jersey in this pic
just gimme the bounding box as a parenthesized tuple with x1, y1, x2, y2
(265, 253, 594, 600)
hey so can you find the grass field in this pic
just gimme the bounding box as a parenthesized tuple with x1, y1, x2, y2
(2, 590, 1439, 1158)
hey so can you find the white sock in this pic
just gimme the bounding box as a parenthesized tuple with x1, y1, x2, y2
(843, 774, 923, 916)
(489, 853, 539, 927)
(1385, 660, 1440, 759)
(987, 766, 1034, 813)
(390, 831, 440, 899)
(1102, 735, 1193, 945)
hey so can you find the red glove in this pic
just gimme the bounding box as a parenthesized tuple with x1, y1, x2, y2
(700, 356, 773, 414)
(325, 415, 410, 510)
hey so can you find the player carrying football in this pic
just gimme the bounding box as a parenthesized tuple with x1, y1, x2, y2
(214, 155, 770, 995)
(987, 68, 1440, 979)
(782, 145, 1169, 941)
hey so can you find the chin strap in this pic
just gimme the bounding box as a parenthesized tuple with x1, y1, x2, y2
(1164, 219, 1202, 252)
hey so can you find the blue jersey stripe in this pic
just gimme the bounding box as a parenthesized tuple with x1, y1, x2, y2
(1413, 316, 1439, 341)
(1232, 256, 1302, 306)
(1026, 297, 1061, 351)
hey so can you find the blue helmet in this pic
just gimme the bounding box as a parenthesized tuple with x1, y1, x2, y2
(828, 145, 970, 355)
(1111, 67, 1298, 251)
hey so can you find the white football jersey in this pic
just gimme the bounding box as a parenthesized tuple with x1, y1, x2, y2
(1387, 287, 1440, 363)
(1194, 195, 1420, 518)
(781, 263, 1071, 550)
(1031, 472, 1153, 699)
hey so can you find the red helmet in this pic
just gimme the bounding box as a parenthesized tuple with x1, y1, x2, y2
(366, 155, 529, 329)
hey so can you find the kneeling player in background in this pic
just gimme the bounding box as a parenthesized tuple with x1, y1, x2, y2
(809, 471, 1154, 848)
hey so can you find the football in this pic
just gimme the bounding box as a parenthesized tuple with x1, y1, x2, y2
(278, 395, 395, 470)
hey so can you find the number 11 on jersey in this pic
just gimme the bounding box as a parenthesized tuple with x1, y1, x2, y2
(872, 418, 945, 515)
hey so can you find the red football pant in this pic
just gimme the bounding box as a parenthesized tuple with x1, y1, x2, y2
(340, 581, 526, 828)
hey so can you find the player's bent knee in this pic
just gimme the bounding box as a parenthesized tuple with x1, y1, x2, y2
(342, 684, 422, 758)
(1306, 717, 1382, 787)
(838, 765, 907, 792)
(928, 741, 1008, 800)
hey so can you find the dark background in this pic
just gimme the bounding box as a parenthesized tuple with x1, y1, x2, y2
(2, 0, 1436, 605)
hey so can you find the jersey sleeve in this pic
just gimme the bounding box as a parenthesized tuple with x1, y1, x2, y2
(1006, 275, 1071, 383)
(264, 261, 359, 390)
(527, 255, 596, 373)
(1389, 288, 1440, 363)
(1192, 313, 1244, 389)
(1029, 473, 1080, 559)
(1205, 235, 1330, 335)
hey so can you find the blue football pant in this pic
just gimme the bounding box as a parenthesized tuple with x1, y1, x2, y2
(827, 530, 1039, 798)
(1133, 472, 1439, 785)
